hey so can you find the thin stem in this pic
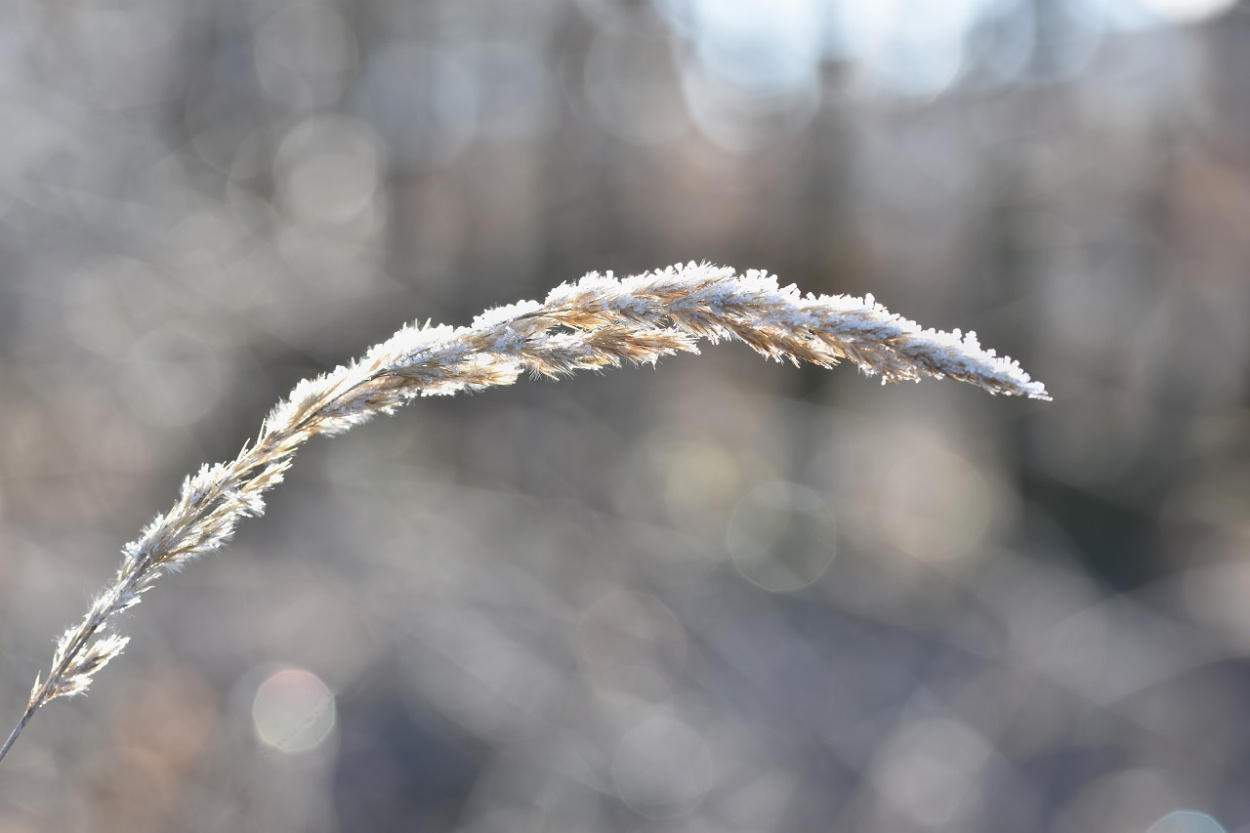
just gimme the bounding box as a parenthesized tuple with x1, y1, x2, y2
(0, 701, 39, 767)
(0, 621, 101, 769)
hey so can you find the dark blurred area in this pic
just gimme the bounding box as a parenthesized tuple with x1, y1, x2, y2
(1, 0, 1249, 831)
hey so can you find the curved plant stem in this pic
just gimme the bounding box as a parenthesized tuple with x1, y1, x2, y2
(0, 263, 1047, 768)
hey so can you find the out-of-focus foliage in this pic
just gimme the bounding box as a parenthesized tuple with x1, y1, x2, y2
(0, 1, 1248, 831)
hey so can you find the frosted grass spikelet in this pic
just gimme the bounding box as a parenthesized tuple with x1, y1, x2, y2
(0, 262, 1047, 767)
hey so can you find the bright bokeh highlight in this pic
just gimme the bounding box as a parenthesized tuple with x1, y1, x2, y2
(251, 667, 337, 754)
(1148, 811, 1228, 833)
(726, 481, 837, 591)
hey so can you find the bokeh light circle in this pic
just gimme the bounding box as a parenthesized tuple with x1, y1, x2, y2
(658, 0, 823, 96)
(275, 116, 383, 228)
(121, 327, 223, 428)
(726, 481, 836, 591)
(1148, 810, 1228, 833)
(251, 667, 336, 754)
(612, 716, 713, 818)
(1136, 0, 1237, 23)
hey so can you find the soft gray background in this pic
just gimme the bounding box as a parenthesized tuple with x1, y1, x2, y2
(1, 1, 1249, 831)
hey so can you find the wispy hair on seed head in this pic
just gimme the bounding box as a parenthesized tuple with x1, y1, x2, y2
(0, 262, 1047, 767)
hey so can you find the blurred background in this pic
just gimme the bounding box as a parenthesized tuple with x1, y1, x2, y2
(0, 0, 1248, 830)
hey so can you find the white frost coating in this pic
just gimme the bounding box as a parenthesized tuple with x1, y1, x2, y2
(471, 299, 544, 329)
(19, 262, 1047, 742)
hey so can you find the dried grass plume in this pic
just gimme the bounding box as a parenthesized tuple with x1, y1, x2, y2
(0, 263, 1048, 766)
